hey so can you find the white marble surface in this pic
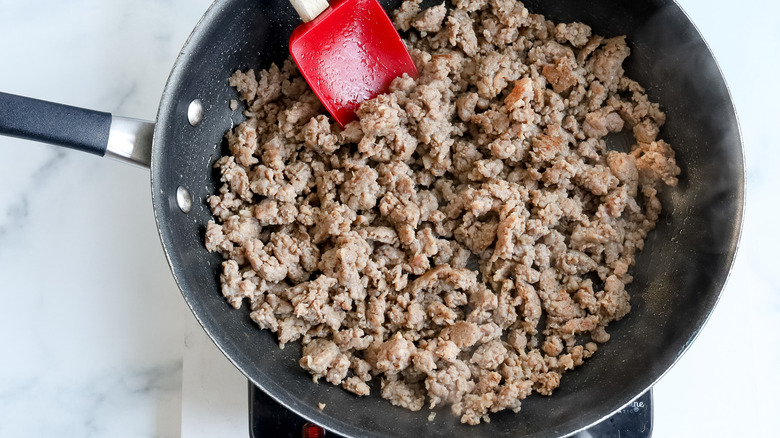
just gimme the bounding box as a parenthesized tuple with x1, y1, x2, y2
(0, 1, 211, 437)
(0, 0, 778, 437)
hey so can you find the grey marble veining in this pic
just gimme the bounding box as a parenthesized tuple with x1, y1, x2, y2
(1, 360, 182, 438)
(0, 149, 66, 245)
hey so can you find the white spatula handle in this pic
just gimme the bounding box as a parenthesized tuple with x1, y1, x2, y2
(289, 0, 329, 22)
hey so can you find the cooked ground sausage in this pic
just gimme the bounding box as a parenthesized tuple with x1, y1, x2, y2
(205, 0, 679, 425)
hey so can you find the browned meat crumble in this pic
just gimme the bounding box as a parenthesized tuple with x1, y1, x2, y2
(205, 0, 679, 425)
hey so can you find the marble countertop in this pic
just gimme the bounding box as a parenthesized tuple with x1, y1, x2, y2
(0, 0, 777, 437)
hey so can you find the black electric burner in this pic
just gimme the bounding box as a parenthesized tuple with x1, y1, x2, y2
(250, 384, 652, 438)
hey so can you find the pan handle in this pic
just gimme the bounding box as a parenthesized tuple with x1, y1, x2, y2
(0, 92, 153, 168)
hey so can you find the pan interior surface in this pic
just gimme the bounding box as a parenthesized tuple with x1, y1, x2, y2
(150, 0, 743, 436)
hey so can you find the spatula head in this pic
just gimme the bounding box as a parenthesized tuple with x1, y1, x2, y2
(289, 0, 417, 127)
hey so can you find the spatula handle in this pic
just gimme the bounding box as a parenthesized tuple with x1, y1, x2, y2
(289, 0, 329, 22)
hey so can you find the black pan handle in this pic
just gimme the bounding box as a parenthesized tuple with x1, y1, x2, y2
(0, 92, 153, 168)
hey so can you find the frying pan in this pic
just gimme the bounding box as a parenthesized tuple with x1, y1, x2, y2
(0, 0, 743, 436)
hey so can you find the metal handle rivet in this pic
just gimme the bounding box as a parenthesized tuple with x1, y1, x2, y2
(176, 186, 192, 213)
(187, 99, 204, 126)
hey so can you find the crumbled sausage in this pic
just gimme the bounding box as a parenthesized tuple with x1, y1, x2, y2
(411, 3, 447, 33)
(589, 36, 631, 91)
(382, 376, 425, 411)
(555, 22, 592, 48)
(343, 376, 371, 396)
(375, 334, 416, 374)
(207, 0, 679, 426)
(447, 321, 481, 348)
(470, 340, 508, 370)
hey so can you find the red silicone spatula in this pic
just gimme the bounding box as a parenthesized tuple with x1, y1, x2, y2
(288, 0, 418, 126)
